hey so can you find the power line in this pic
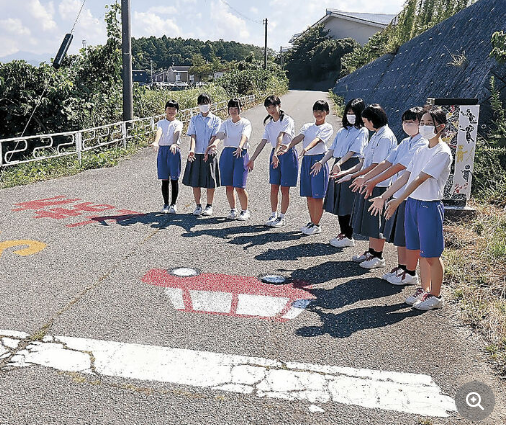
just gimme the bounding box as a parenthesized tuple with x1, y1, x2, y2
(218, 0, 263, 25)
(71, 0, 87, 34)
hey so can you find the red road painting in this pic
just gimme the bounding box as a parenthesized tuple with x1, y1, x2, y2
(142, 268, 316, 322)
(12, 196, 145, 227)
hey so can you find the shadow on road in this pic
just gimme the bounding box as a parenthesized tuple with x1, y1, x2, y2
(295, 277, 423, 338)
(255, 243, 347, 261)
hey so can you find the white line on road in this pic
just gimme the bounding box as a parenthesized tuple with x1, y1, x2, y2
(1, 330, 456, 417)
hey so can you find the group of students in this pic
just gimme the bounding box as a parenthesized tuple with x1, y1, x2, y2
(152, 94, 452, 312)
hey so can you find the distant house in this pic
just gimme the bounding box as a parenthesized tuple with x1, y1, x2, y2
(291, 9, 397, 46)
(152, 66, 199, 84)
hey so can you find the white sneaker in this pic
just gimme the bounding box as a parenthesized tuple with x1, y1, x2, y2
(381, 266, 403, 281)
(271, 217, 286, 228)
(387, 271, 418, 286)
(193, 205, 203, 216)
(352, 251, 371, 263)
(237, 210, 251, 221)
(413, 293, 443, 310)
(161, 204, 169, 214)
(359, 256, 386, 269)
(201, 205, 213, 216)
(300, 222, 312, 233)
(329, 234, 355, 248)
(405, 287, 426, 305)
(265, 214, 277, 227)
(168, 204, 177, 214)
(302, 223, 321, 235)
(227, 209, 238, 220)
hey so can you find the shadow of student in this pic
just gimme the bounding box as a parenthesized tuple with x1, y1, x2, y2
(285, 260, 370, 285)
(297, 302, 423, 339)
(255, 243, 345, 262)
(108, 211, 202, 232)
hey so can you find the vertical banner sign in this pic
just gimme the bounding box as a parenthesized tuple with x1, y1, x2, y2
(435, 101, 480, 203)
(452, 105, 480, 199)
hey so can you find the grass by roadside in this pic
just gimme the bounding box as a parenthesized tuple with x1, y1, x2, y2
(0, 138, 150, 189)
(443, 201, 506, 375)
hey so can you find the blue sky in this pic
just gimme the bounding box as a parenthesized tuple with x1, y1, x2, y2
(0, 0, 405, 60)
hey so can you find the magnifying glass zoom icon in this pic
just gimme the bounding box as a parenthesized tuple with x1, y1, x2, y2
(466, 392, 485, 410)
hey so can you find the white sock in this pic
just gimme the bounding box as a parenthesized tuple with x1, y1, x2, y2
(279, 213, 285, 218)
(271, 211, 277, 217)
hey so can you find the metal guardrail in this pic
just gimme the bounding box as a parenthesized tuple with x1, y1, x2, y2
(0, 94, 258, 168)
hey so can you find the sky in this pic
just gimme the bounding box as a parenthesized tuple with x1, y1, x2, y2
(0, 0, 405, 61)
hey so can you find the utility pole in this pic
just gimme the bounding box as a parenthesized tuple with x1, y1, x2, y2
(121, 0, 133, 121)
(150, 59, 153, 84)
(279, 46, 283, 69)
(263, 18, 268, 70)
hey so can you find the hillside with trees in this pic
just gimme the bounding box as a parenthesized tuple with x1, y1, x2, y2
(283, 24, 358, 89)
(131, 36, 275, 70)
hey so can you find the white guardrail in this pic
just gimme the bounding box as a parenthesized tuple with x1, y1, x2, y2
(0, 95, 258, 168)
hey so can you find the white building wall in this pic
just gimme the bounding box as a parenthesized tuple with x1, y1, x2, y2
(324, 18, 383, 45)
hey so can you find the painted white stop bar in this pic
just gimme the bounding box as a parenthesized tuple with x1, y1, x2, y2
(2, 330, 456, 417)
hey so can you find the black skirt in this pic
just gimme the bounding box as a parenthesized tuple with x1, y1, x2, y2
(323, 157, 360, 216)
(351, 186, 388, 239)
(182, 153, 220, 188)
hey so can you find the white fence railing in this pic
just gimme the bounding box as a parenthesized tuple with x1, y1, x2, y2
(0, 95, 258, 168)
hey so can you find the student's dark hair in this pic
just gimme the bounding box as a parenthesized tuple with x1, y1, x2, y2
(312, 100, 329, 113)
(227, 98, 242, 112)
(426, 106, 447, 128)
(361, 104, 388, 129)
(165, 99, 179, 111)
(197, 93, 212, 104)
(263, 95, 285, 124)
(401, 106, 424, 122)
(342, 98, 365, 128)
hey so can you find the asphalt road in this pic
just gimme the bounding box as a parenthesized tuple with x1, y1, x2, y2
(0, 90, 504, 425)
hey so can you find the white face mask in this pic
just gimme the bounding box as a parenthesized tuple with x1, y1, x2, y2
(346, 114, 356, 125)
(199, 104, 210, 113)
(419, 125, 437, 139)
(402, 122, 419, 137)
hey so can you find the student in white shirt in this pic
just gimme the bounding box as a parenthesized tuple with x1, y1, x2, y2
(314, 98, 369, 247)
(151, 100, 183, 214)
(355, 107, 427, 285)
(210, 98, 252, 220)
(336, 104, 397, 269)
(182, 93, 222, 217)
(279, 100, 333, 235)
(247, 95, 297, 228)
(369, 107, 452, 310)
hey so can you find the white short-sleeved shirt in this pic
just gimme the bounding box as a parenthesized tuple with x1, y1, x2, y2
(299, 122, 333, 156)
(406, 141, 453, 201)
(361, 125, 397, 187)
(262, 115, 295, 148)
(386, 134, 428, 198)
(187, 113, 222, 154)
(157, 119, 183, 146)
(217, 118, 252, 149)
(329, 126, 369, 158)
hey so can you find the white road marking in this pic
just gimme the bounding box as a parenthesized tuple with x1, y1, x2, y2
(235, 294, 288, 317)
(0, 330, 456, 417)
(190, 290, 233, 313)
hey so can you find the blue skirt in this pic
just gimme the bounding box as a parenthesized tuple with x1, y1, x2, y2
(269, 148, 298, 187)
(300, 154, 329, 199)
(157, 146, 181, 180)
(219, 147, 249, 188)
